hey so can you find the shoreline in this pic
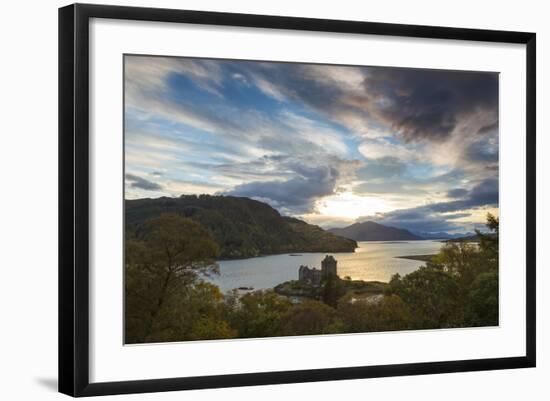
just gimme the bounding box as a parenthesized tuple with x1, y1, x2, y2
(395, 254, 436, 262)
(217, 239, 443, 262)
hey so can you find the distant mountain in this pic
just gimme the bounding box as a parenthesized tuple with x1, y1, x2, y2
(329, 221, 424, 241)
(413, 231, 475, 240)
(125, 195, 357, 259)
(444, 232, 495, 243)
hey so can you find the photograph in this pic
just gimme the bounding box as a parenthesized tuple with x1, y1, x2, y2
(123, 54, 500, 344)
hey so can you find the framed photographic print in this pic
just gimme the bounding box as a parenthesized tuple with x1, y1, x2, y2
(58, 3, 536, 397)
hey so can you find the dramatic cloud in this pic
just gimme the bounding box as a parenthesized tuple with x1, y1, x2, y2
(426, 178, 498, 213)
(228, 166, 339, 214)
(125, 174, 162, 191)
(463, 137, 499, 165)
(124, 55, 499, 231)
(447, 188, 469, 198)
(356, 157, 408, 180)
(362, 68, 499, 142)
(227, 157, 360, 214)
(226, 63, 498, 146)
(362, 179, 498, 233)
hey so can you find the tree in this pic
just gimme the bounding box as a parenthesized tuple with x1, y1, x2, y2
(228, 290, 292, 338)
(125, 214, 224, 343)
(280, 300, 342, 336)
(321, 275, 346, 308)
(476, 213, 499, 272)
(433, 213, 499, 284)
(388, 266, 462, 329)
(433, 242, 485, 289)
(387, 213, 500, 330)
(338, 294, 411, 333)
(464, 272, 499, 327)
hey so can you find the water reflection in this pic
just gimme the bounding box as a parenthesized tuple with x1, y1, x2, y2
(208, 240, 444, 292)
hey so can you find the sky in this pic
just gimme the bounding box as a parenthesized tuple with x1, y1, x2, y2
(124, 55, 499, 234)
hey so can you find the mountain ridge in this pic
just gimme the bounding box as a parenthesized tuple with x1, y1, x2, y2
(413, 231, 475, 240)
(328, 221, 424, 241)
(125, 195, 357, 259)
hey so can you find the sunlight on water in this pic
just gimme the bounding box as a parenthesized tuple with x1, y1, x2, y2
(208, 240, 444, 292)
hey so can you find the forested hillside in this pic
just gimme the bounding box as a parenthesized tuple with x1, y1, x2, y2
(125, 195, 357, 259)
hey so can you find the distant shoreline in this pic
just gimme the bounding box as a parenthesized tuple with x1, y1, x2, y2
(394, 254, 437, 262)
(216, 248, 358, 262)
(217, 242, 443, 262)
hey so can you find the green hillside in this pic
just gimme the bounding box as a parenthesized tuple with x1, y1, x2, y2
(125, 195, 357, 259)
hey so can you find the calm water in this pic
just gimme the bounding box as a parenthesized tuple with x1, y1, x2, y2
(208, 240, 444, 292)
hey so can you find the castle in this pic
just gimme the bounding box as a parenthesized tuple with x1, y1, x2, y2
(298, 255, 338, 286)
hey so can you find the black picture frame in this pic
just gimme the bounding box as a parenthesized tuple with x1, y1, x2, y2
(59, 3, 536, 397)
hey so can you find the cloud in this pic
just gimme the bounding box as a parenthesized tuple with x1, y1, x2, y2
(358, 138, 418, 161)
(360, 178, 498, 233)
(429, 178, 498, 212)
(227, 157, 360, 214)
(250, 73, 287, 101)
(125, 60, 358, 165)
(232, 73, 250, 86)
(375, 210, 461, 233)
(222, 61, 499, 185)
(362, 69, 498, 142)
(228, 62, 498, 147)
(443, 212, 472, 220)
(125, 57, 498, 171)
(402, 178, 499, 215)
(477, 120, 499, 135)
(125, 56, 224, 100)
(228, 168, 338, 214)
(447, 188, 469, 198)
(353, 159, 466, 202)
(125, 174, 163, 191)
(123, 55, 499, 233)
(463, 137, 499, 164)
(356, 157, 408, 180)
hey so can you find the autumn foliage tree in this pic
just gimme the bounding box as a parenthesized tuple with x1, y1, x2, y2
(388, 213, 499, 329)
(226, 290, 292, 338)
(280, 300, 343, 335)
(124, 214, 234, 343)
(338, 294, 411, 333)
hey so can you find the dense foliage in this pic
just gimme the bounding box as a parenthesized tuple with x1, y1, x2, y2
(126, 195, 357, 259)
(388, 214, 499, 328)
(125, 213, 499, 343)
(125, 214, 234, 343)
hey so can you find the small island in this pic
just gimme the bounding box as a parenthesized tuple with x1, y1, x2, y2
(274, 255, 388, 304)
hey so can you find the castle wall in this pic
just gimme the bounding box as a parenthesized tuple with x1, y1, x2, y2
(298, 256, 337, 286)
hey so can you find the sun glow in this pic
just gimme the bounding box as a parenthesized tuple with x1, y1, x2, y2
(317, 192, 391, 219)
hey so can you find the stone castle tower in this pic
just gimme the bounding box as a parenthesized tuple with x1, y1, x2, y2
(321, 255, 337, 277)
(298, 255, 338, 286)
